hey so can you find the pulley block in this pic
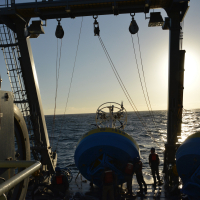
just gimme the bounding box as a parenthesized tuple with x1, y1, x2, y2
(55, 19, 64, 39)
(129, 14, 139, 34)
(93, 16, 100, 36)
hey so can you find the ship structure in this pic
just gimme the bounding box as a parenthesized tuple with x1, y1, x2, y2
(0, 0, 197, 199)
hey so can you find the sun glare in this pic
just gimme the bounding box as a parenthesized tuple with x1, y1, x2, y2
(184, 52, 199, 88)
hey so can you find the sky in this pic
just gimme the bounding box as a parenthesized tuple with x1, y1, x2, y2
(1, 0, 200, 115)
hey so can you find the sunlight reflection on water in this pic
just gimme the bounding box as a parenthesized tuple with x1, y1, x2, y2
(45, 109, 200, 182)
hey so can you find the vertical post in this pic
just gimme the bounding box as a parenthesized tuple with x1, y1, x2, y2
(11, 0, 15, 7)
(167, 11, 181, 146)
(14, 19, 55, 173)
(165, 9, 185, 169)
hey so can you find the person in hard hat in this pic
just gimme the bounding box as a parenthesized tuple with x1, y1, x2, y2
(124, 159, 134, 195)
(101, 167, 116, 200)
(134, 157, 147, 195)
(51, 167, 69, 196)
(149, 148, 161, 188)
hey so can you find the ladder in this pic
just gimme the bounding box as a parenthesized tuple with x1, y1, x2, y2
(0, 24, 37, 156)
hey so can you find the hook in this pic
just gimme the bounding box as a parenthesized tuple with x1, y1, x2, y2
(93, 15, 98, 20)
(56, 18, 61, 24)
(130, 13, 135, 19)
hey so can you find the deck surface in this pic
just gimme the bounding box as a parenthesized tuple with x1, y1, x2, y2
(27, 174, 184, 200)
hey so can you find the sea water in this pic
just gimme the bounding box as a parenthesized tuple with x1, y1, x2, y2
(45, 109, 200, 184)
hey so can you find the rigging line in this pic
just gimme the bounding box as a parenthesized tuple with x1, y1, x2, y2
(98, 36, 150, 133)
(134, 34, 165, 147)
(98, 36, 148, 129)
(50, 38, 59, 146)
(55, 17, 83, 151)
(98, 36, 149, 133)
(131, 35, 151, 115)
(136, 33, 160, 134)
(52, 39, 63, 149)
(99, 36, 152, 133)
(99, 36, 163, 150)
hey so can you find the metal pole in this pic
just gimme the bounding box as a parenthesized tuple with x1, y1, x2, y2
(165, 8, 185, 170)
(14, 19, 56, 173)
(167, 11, 180, 147)
(0, 161, 41, 197)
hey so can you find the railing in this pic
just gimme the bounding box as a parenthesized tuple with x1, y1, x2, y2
(0, 161, 41, 197)
(0, 0, 11, 8)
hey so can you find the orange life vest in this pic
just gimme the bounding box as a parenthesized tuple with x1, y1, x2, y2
(151, 154, 157, 161)
(125, 163, 134, 175)
(104, 170, 113, 184)
(56, 175, 63, 184)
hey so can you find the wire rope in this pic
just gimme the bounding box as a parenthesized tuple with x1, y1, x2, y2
(131, 35, 151, 117)
(98, 36, 149, 132)
(132, 33, 165, 149)
(55, 17, 83, 151)
(51, 38, 63, 148)
(98, 35, 164, 150)
(135, 33, 160, 134)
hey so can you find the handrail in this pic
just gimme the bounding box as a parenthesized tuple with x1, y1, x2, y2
(0, 161, 41, 197)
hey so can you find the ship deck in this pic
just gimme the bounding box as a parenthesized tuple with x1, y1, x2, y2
(27, 173, 184, 200)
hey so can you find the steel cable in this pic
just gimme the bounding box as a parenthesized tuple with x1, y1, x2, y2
(98, 36, 150, 133)
(55, 17, 83, 151)
(135, 33, 160, 135)
(98, 35, 164, 150)
(51, 39, 62, 148)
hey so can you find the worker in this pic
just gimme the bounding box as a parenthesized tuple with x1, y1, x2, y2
(134, 157, 147, 195)
(51, 167, 69, 196)
(149, 148, 161, 188)
(102, 167, 116, 200)
(124, 159, 134, 195)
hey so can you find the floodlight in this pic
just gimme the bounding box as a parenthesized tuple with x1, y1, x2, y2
(148, 12, 164, 27)
(28, 20, 45, 34)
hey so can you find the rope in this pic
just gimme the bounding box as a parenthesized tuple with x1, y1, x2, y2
(131, 35, 151, 118)
(98, 36, 149, 132)
(135, 33, 160, 135)
(51, 39, 63, 149)
(55, 17, 83, 151)
(98, 35, 164, 150)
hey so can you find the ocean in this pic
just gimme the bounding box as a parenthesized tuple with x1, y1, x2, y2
(45, 109, 200, 183)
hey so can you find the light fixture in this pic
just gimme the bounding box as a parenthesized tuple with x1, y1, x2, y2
(148, 12, 164, 27)
(28, 20, 45, 37)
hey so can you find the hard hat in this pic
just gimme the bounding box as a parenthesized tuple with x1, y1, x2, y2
(151, 147, 155, 152)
